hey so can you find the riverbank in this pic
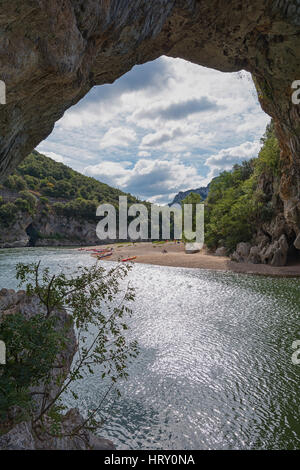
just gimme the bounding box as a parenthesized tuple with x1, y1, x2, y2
(80, 241, 300, 278)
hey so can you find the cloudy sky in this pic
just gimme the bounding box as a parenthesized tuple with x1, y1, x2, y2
(37, 56, 270, 204)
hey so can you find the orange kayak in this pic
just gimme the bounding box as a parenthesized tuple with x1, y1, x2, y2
(121, 256, 137, 262)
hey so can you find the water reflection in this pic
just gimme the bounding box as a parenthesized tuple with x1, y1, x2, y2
(0, 248, 299, 449)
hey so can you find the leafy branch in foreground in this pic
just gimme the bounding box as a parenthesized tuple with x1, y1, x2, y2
(1, 261, 139, 439)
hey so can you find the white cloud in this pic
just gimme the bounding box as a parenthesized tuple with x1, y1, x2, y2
(133, 97, 219, 122)
(138, 151, 151, 157)
(141, 127, 184, 148)
(39, 151, 70, 165)
(39, 56, 270, 202)
(99, 127, 137, 150)
(84, 161, 131, 185)
(205, 141, 262, 179)
(84, 158, 209, 202)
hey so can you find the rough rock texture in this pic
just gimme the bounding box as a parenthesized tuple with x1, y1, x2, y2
(0, 209, 119, 248)
(231, 162, 299, 266)
(0, 422, 35, 450)
(215, 247, 227, 257)
(231, 234, 290, 266)
(0, 211, 101, 248)
(0, 1, 300, 261)
(0, 187, 102, 248)
(0, 186, 122, 248)
(231, 242, 252, 263)
(0, 288, 115, 450)
(0, 409, 115, 450)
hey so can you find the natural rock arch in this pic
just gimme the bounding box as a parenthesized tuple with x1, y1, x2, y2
(0, 0, 300, 252)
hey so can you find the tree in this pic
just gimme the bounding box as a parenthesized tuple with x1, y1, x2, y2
(18, 190, 37, 214)
(0, 261, 139, 437)
(205, 121, 280, 252)
(3, 175, 27, 191)
(0, 202, 17, 226)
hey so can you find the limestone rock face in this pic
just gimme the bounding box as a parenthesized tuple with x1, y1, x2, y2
(248, 246, 261, 265)
(294, 232, 300, 250)
(0, 1, 299, 179)
(0, 211, 101, 248)
(0, 411, 116, 450)
(0, 288, 115, 450)
(34, 408, 116, 450)
(231, 234, 290, 267)
(231, 242, 251, 263)
(0, 422, 35, 450)
(0, 212, 32, 248)
(0, 1, 300, 261)
(215, 247, 227, 257)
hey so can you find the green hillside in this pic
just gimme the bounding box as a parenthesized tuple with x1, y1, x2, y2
(0, 151, 139, 226)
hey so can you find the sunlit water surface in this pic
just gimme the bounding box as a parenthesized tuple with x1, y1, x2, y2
(0, 247, 299, 449)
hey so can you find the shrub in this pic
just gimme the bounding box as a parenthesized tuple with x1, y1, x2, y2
(39, 196, 49, 205)
(3, 175, 27, 191)
(14, 198, 31, 213)
(0, 202, 17, 226)
(18, 190, 37, 213)
(0, 312, 65, 421)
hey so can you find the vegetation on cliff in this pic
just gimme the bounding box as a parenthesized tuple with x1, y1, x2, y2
(205, 121, 281, 252)
(0, 150, 139, 227)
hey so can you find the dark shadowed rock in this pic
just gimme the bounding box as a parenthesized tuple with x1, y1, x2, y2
(0, 422, 35, 450)
(248, 246, 261, 265)
(232, 235, 289, 267)
(294, 232, 300, 250)
(0, 410, 116, 450)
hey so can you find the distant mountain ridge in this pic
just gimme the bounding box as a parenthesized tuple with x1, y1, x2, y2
(169, 185, 210, 206)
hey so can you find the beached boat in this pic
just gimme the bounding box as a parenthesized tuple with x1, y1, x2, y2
(185, 243, 202, 254)
(121, 256, 137, 262)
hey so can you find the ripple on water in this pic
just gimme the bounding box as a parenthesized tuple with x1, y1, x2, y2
(0, 249, 299, 449)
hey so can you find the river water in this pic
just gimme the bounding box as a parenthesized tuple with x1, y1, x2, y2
(0, 247, 299, 450)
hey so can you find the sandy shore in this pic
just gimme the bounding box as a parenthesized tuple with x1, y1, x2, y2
(78, 241, 300, 277)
